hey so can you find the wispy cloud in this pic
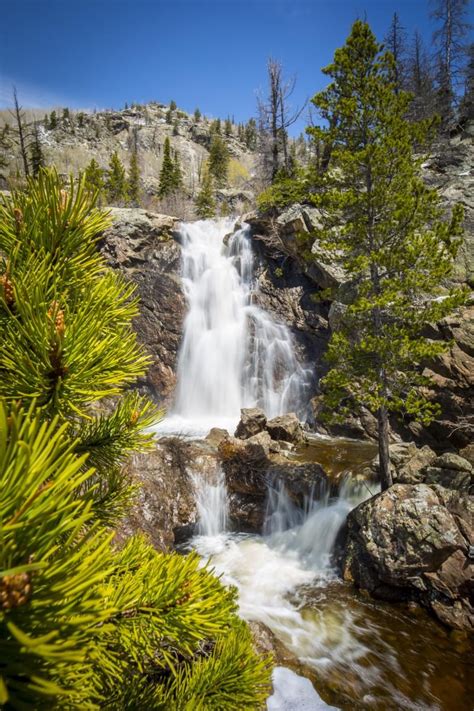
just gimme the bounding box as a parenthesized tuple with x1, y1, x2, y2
(0, 75, 80, 110)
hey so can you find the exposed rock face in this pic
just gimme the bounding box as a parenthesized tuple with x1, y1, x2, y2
(218, 432, 327, 532)
(100, 208, 185, 403)
(235, 407, 267, 439)
(266, 413, 305, 444)
(1, 102, 257, 207)
(343, 483, 474, 631)
(116, 436, 224, 550)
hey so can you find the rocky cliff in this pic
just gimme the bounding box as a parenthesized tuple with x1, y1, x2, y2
(1, 102, 257, 212)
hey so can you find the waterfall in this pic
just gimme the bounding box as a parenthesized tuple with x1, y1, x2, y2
(263, 478, 374, 571)
(161, 218, 310, 435)
(192, 468, 229, 537)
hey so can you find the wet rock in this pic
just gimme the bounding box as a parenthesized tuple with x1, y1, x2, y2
(228, 493, 267, 533)
(219, 435, 269, 497)
(266, 413, 305, 444)
(116, 438, 218, 550)
(343, 483, 474, 631)
(205, 427, 229, 447)
(267, 461, 328, 506)
(100, 208, 185, 404)
(234, 407, 267, 439)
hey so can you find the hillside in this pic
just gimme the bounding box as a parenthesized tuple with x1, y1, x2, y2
(0, 102, 259, 216)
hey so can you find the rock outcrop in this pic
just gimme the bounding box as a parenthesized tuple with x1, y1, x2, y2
(100, 208, 185, 403)
(116, 437, 219, 550)
(342, 443, 474, 632)
(219, 412, 326, 531)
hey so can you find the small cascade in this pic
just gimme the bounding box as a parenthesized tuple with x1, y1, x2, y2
(264, 478, 375, 570)
(161, 218, 310, 435)
(192, 468, 229, 537)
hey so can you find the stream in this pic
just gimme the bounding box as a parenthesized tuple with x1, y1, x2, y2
(156, 219, 473, 710)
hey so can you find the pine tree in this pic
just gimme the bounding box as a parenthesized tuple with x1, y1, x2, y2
(158, 137, 178, 197)
(195, 165, 216, 218)
(30, 122, 45, 177)
(77, 112, 85, 128)
(307, 20, 467, 491)
(106, 151, 128, 205)
(225, 117, 232, 136)
(49, 110, 58, 130)
(245, 118, 257, 150)
(208, 134, 229, 187)
(0, 169, 271, 707)
(62, 107, 70, 121)
(194, 107, 201, 121)
(169, 99, 177, 111)
(84, 158, 105, 203)
(128, 149, 141, 206)
(173, 150, 183, 191)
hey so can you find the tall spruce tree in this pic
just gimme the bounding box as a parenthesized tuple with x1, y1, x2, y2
(84, 158, 105, 204)
(128, 149, 141, 206)
(307, 21, 466, 490)
(158, 137, 179, 197)
(195, 165, 216, 218)
(0, 168, 271, 708)
(30, 122, 45, 178)
(208, 134, 229, 187)
(106, 151, 128, 205)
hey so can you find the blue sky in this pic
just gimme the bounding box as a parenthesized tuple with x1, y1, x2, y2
(1, 0, 471, 133)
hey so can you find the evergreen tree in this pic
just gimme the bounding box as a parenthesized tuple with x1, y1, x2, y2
(169, 99, 177, 111)
(83, 158, 105, 203)
(225, 117, 232, 136)
(49, 110, 58, 130)
(173, 119, 179, 136)
(195, 165, 216, 218)
(166, 108, 172, 124)
(173, 150, 183, 191)
(77, 112, 85, 128)
(0, 169, 271, 708)
(208, 134, 229, 187)
(128, 149, 141, 206)
(158, 136, 178, 197)
(194, 107, 201, 121)
(62, 107, 70, 122)
(30, 122, 45, 177)
(245, 118, 258, 150)
(106, 151, 128, 205)
(306, 21, 466, 490)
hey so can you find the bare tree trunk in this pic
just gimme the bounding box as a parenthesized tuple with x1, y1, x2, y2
(12, 88, 30, 179)
(377, 405, 392, 490)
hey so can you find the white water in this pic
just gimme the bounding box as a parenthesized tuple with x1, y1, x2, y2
(156, 218, 310, 436)
(190, 479, 378, 709)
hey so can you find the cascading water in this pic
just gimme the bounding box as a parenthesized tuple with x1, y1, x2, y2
(191, 468, 228, 537)
(158, 218, 310, 435)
